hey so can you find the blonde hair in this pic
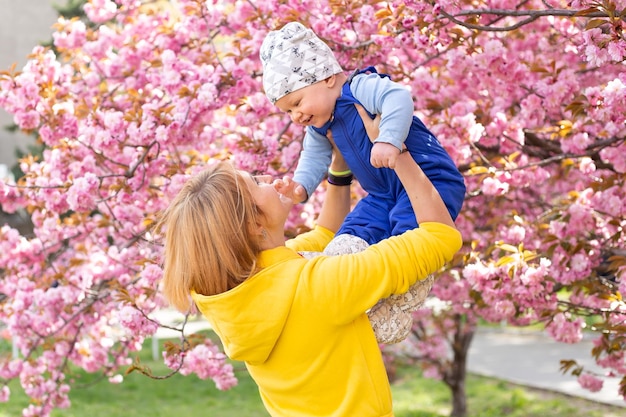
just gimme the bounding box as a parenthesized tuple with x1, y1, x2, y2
(157, 162, 262, 313)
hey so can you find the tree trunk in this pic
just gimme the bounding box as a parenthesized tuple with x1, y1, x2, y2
(443, 315, 475, 417)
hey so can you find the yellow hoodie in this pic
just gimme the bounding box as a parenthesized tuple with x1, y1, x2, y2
(192, 222, 462, 417)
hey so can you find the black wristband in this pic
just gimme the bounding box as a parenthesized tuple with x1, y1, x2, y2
(327, 172, 353, 186)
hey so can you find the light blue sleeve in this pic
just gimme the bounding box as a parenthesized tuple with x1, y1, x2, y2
(293, 126, 333, 200)
(350, 73, 414, 150)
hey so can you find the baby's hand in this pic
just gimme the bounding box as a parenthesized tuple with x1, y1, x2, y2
(273, 176, 307, 204)
(370, 142, 401, 169)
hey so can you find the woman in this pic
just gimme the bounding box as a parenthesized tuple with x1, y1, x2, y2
(157, 114, 462, 417)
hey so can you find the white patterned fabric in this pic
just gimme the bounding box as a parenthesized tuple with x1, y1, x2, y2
(260, 22, 343, 104)
(368, 275, 434, 344)
(302, 234, 434, 344)
(323, 233, 369, 255)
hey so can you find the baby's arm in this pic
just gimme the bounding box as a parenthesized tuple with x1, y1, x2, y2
(359, 104, 407, 167)
(351, 73, 414, 168)
(370, 142, 401, 169)
(273, 176, 308, 203)
(291, 127, 334, 202)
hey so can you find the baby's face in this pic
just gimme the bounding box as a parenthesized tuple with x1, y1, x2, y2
(274, 77, 337, 128)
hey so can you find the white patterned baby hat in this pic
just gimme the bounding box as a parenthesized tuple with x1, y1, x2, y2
(260, 21, 343, 104)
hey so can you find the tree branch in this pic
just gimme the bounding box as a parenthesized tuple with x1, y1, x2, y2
(440, 8, 615, 32)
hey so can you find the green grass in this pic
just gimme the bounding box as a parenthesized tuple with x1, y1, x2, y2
(390, 365, 622, 417)
(1, 339, 624, 417)
(1, 348, 268, 417)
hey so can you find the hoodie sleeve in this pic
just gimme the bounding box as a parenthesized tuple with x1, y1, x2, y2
(286, 225, 335, 253)
(301, 222, 462, 324)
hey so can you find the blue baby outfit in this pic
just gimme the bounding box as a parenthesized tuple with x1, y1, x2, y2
(300, 67, 466, 244)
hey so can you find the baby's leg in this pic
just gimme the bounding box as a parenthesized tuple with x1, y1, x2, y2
(323, 233, 369, 254)
(367, 276, 434, 344)
(323, 233, 433, 344)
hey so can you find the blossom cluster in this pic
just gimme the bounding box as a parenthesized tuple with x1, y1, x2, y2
(0, 0, 625, 415)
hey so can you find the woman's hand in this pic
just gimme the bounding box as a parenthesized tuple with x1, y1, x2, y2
(355, 104, 404, 168)
(354, 104, 380, 143)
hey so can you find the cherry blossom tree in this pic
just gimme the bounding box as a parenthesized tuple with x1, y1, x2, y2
(0, 1, 624, 416)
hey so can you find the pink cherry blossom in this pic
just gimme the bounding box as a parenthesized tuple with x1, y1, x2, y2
(578, 373, 604, 393)
(1, 1, 625, 415)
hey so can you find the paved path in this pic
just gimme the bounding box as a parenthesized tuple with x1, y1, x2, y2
(468, 327, 626, 408)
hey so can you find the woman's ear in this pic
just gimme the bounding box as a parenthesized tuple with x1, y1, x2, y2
(251, 222, 266, 240)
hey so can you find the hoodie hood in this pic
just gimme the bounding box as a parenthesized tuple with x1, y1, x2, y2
(192, 246, 303, 365)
